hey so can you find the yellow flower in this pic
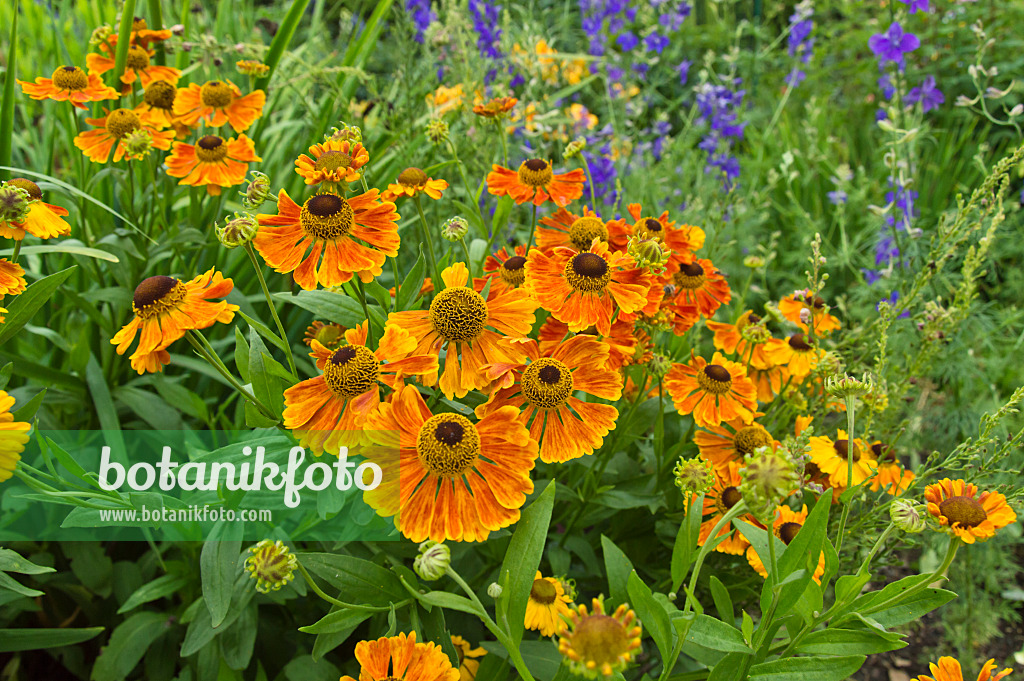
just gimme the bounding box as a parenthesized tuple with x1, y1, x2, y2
(450, 636, 486, 681)
(0, 391, 31, 483)
(525, 571, 574, 636)
(558, 597, 642, 678)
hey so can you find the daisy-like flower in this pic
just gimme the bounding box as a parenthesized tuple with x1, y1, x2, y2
(745, 505, 826, 583)
(664, 257, 731, 319)
(124, 17, 173, 50)
(526, 240, 652, 336)
(165, 134, 261, 196)
(779, 289, 841, 335)
(624, 203, 705, 270)
(0, 259, 27, 297)
(111, 270, 238, 374)
(283, 322, 438, 456)
(916, 657, 1012, 681)
(294, 138, 369, 186)
(134, 79, 182, 131)
(254, 189, 399, 290)
(302, 321, 347, 350)
(536, 206, 630, 252)
(451, 636, 486, 681)
(695, 462, 758, 554)
(359, 384, 537, 542)
(0, 391, 32, 483)
(525, 571, 574, 636)
(473, 96, 518, 119)
(694, 417, 774, 473)
(537, 316, 638, 371)
(236, 60, 270, 77)
(747, 364, 788, 403)
(173, 80, 265, 133)
(340, 632, 459, 681)
(74, 108, 175, 164)
(381, 167, 449, 202)
(924, 479, 1017, 544)
(867, 441, 915, 495)
(487, 158, 586, 207)
(18, 65, 118, 109)
(558, 597, 642, 678)
(706, 310, 774, 368)
(665, 353, 758, 428)
(807, 429, 876, 489)
(478, 245, 529, 299)
(477, 336, 622, 463)
(86, 43, 181, 89)
(0, 179, 71, 241)
(386, 263, 537, 399)
(763, 333, 825, 380)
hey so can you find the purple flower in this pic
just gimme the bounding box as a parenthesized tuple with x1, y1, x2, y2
(906, 75, 945, 113)
(827, 189, 847, 205)
(878, 291, 911, 318)
(899, 0, 929, 13)
(676, 59, 692, 85)
(469, 0, 503, 61)
(405, 0, 436, 42)
(868, 22, 919, 67)
(785, 67, 806, 88)
(644, 32, 670, 53)
(616, 30, 639, 51)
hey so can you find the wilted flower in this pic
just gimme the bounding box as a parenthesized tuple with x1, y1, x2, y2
(442, 216, 470, 241)
(245, 540, 298, 593)
(414, 540, 451, 581)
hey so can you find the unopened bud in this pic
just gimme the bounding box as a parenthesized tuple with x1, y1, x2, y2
(328, 124, 362, 144)
(824, 372, 873, 398)
(743, 255, 765, 269)
(647, 353, 672, 380)
(739, 449, 798, 520)
(672, 456, 715, 496)
(413, 540, 450, 581)
(563, 137, 586, 160)
(245, 540, 298, 593)
(240, 170, 271, 208)
(90, 25, 114, 45)
(487, 582, 503, 599)
(216, 212, 259, 248)
(0, 184, 32, 223)
(890, 499, 927, 533)
(425, 119, 449, 145)
(122, 128, 154, 160)
(441, 216, 469, 241)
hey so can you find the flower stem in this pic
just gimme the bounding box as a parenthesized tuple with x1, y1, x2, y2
(579, 153, 598, 210)
(354, 277, 375, 347)
(244, 242, 296, 377)
(297, 562, 397, 612)
(185, 331, 278, 423)
(834, 394, 857, 556)
(390, 256, 402, 309)
(413, 195, 442, 289)
(526, 203, 538, 250)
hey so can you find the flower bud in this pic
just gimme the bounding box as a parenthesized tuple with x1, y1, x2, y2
(647, 353, 672, 380)
(563, 137, 586, 160)
(89, 25, 114, 45)
(216, 212, 259, 249)
(413, 540, 450, 581)
(890, 499, 927, 533)
(672, 456, 715, 496)
(824, 372, 873, 398)
(425, 119, 449, 145)
(240, 171, 271, 208)
(122, 128, 154, 160)
(441, 216, 469, 241)
(328, 124, 362, 144)
(0, 184, 32, 223)
(245, 540, 298, 593)
(627, 234, 671, 274)
(743, 255, 765, 269)
(739, 449, 798, 521)
(487, 582, 503, 599)
(236, 59, 270, 77)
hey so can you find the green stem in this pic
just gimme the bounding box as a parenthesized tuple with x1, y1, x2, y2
(297, 562, 397, 612)
(244, 242, 296, 377)
(390, 256, 402, 308)
(413, 195, 442, 288)
(579, 153, 598, 211)
(682, 501, 748, 615)
(834, 394, 857, 556)
(526, 202, 538, 248)
(10, 239, 21, 265)
(185, 331, 277, 422)
(459, 237, 473, 273)
(354, 278, 375, 347)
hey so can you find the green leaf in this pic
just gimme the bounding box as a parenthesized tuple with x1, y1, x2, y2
(247, 328, 284, 423)
(298, 553, 407, 605)
(273, 290, 366, 327)
(868, 588, 957, 628)
(117, 574, 190, 614)
(602, 535, 635, 607)
(201, 523, 244, 628)
(238, 311, 287, 352)
(793, 628, 906, 655)
(253, 0, 312, 91)
(741, 611, 754, 644)
(0, 571, 44, 597)
(300, 608, 372, 635)
(91, 611, 168, 681)
(0, 244, 120, 262)
(396, 253, 426, 311)
(675, 613, 751, 653)
(747, 654, 866, 681)
(626, 571, 673, 663)
(11, 387, 46, 422)
(111, 0, 137, 88)
(671, 493, 702, 591)
(234, 327, 250, 383)
(709, 576, 734, 624)
(418, 590, 486, 617)
(0, 627, 104, 653)
(0, 548, 55, 575)
(0, 0, 17, 181)
(0, 266, 76, 346)
(707, 652, 752, 681)
(180, 577, 255, 657)
(220, 603, 258, 670)
(834, 570, 872, 605)
(497, 480, 556, 648)
(491, 195, 515, 235)
(776, 495, 830, 581)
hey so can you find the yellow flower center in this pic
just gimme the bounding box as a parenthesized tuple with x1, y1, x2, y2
(734, 426, 772, 455)
(200, 80, 234, 108)
(498, 255, 527, 287)
(832, 439, 862, 462)
(397, 167, 428, 187)
(106, 109, 142, 139)
(571, 615, 632, 669)
(126, 45, 151, 71)
(300, 193, 354, 241)
(530, 578, 558, 605)
(144, 79, 177, 110)
(521, 358, 574, 409)
(195, 135, 229, 163)
(314, 150, 353, 173)
(568, 216, 608, 251)
(564, 252, 611, 293)
(939, 495, 988, 529)
(321, 344, 379, 398)
(674, 261, 706, 290)
(517, 158, 553, 188)
(132, 275, 187, 319)
(132, 17, 148, 31)
(697, 364, 732, 395)
(416, 413, 480, 477)
(778, 521, 802, 545)
(788, 333, 812, 351)
(429, 287, 488, 342)
(6, 178, 42, 201)
(52, 65, 89, 91)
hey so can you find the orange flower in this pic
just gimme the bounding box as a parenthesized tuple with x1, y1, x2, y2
(283, 322, 439, 456)
(294, 139, 369, 186)
(779, 289, 840, 335)
(535, 206, 630, 252)
(473, 96, 518, 118)
(359, 384, 537, 542)
(695, 462, 758, 554)
(165, 134, 260, 196)
(916, 657, 1012, 681)
(478, 245, 529, 299)
(624, 203, 705, 270)
(134, 79, 181, 131)
(665, 353, 758, 428)
(302, 321, 347, 349)
(694, 417, 774, 473)
(74, 108, 175, 164)
(0, 260, 27, 296)
(487, 159, 586, 207)
(537, 316, 639, 371)
(173, 80, 265, 133)
(0, 179, 71, 241)
(111, 270, 238, 374)
(385, 263, 537, 399)
(477, 336, 622, 463)
(86, 44, 181, 89)
(254, 189, 399, 289)
(763, 333, 825, 380)
(122, 18, 174, 50)
(745, 505, 826, 583)
(867, 441, 915, 495)
(18, 65, 118, 109)
(381, 167, 448, 201)
(525, 240, 652, 336)
(340, 632, 459, 681)
(807, 429, 876, 489)
(706, 310, 774, 368)
(663, 257, 731, 319)
(924, 479, 1017, 544)
(747, 364, 788, 402)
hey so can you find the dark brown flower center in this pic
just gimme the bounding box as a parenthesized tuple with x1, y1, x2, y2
(938, 495, 987, 529)
(568, 216, 608, 251)
(872, 443, 895, 463)
(572, 253, 608, 278)
(503, 255, 526, 271)
(674, 261, 706, 289)
(530, 578, 557, 605)
(778, 521, 802, 545)
(538, 365, 561, 384)
(300, 193, 354, 241)
(721, 486, 742, 509)
(565, 253, 611, 293)
(645, 218, 662, 232)
(734, 426, 772, 455)
(195, 135, 228, 163)
(833, 439, 861, 462)
(416, 414, 480, 478)
(429, 287, 488, 342)
(518, 159, 554, 188)
(322, 344, 379, 397)
(132, 275, 187, 319)
(6, 178, 42, 201)
(524, 158, 548, 171)
(521, 358, 574, 409)
(788, 333, 812, 351)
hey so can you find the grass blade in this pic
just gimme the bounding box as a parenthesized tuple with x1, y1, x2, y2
(111, 0, 137, 93)
(0, 0, 19, 182)
(253, 0, 311, 92)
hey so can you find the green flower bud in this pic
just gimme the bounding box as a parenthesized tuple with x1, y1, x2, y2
(441, 216, 469, 241)
(122, 128, 154, 160)
(673, 456, 715, 496)
(216, 212, 259, 249)
(563, 137, 586, 160)
(647, 353, 672, 380)
(240, 170, 271, 209)
(824, 372, 873, 399)
(487, 582, 503, 599)
(890, 499, 927, 533)
(0, 184, 32, 224)
(739, 449, 798, 521)
(327, 124, 362, 145)
(425, 119, 449, 145)
(413, 540, 450, 581)
(245, 540, 298, 594)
